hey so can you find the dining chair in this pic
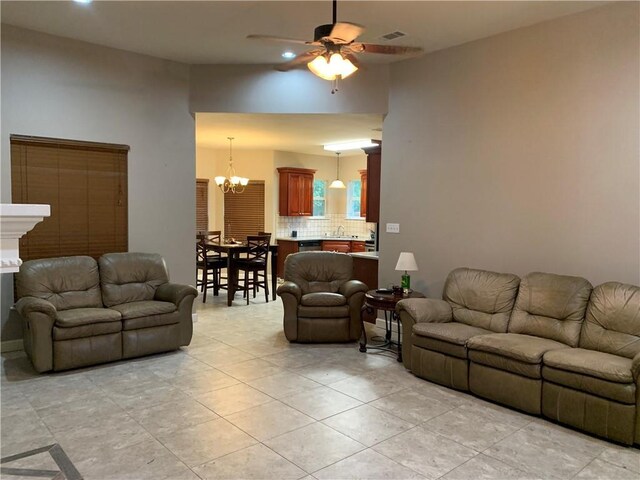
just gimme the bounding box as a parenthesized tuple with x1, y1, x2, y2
(235, 234, 270, 304)
(196, 231, 227, 302)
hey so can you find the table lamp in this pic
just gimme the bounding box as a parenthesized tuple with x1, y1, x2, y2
(395, 252, 418, 294)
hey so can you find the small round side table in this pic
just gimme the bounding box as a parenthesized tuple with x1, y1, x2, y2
(359, 289, 425, 362)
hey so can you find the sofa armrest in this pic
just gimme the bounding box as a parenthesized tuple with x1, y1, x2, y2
(277, 281, 302, 302)
(155, 283, 198, 306)
(15, 296, 57, 319)
(339, 280, 368, 300)
(396, 298, 453, 324)
(397, 298, 452, 371)
(13, 299, 57, 373)
(277, 281, 302, 341)
(632, 352, 640, 382)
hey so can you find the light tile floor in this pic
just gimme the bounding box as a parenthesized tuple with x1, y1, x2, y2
(1, 294, 639, 479)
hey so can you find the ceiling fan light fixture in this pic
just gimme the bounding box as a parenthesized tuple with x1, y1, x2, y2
(307, 53, 358, 81)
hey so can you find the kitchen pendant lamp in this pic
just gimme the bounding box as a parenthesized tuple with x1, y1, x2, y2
(214, 137, 249, 194)
(329, 152, 346, 189)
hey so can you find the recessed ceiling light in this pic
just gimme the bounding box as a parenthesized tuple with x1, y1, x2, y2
(281, 51, 296, 59)
(73, 0, 93, 4)
(324, 140, 378, 152)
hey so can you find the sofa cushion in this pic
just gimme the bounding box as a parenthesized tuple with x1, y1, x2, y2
(508, 272, 592, 346)
(580, 282, 640, 359)
(469, 350, 542, 378)
(284, 251, 353, 295)
(17, 256, 103, 311)
(298, 305, 350, 318)
(443, 268, 520, 333)
(99, 252, 169, 307)
(53, 321, 122, 341)
(110, 300, 176, 320)
(542, 366, 635, 405)
(55, 308, 121, 327)
(468, 333, 569, 364)
(301, 292, 347, 307)
(123, 311, 181, 331)
(412, 322, 492, 359)
(543, 348, 633, 384)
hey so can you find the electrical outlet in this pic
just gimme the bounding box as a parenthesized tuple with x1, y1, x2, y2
(386, 223, 400, 234)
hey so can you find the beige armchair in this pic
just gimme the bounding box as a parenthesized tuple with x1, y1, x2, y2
(277, 251, 368, 342)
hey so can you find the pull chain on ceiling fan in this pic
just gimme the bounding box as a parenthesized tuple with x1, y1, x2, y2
(247, 0, 423, 94)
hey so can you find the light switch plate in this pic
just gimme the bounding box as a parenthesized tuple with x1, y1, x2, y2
(386, 223, 400, 233)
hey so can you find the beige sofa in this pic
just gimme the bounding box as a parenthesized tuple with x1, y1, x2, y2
(277, 251, 368, 343)
(13, 252, 197, 373)
(398, 267, 640, 445)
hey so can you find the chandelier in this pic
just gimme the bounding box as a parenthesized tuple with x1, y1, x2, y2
(215, 137, 249, 194)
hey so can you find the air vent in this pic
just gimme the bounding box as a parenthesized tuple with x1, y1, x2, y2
(380, 31, 407, 41)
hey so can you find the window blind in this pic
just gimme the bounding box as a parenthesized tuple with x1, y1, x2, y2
(196, 178, 209, 233)
(11, 135, 129, 261)
(223, 181, 265, 242)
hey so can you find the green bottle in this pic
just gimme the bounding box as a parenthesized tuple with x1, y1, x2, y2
(401, 272, 410, 294)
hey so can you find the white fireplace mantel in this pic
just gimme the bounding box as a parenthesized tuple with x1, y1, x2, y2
(0, 203, 51, 273)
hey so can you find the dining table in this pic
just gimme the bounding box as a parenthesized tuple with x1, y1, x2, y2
(206, 242, 279, 306)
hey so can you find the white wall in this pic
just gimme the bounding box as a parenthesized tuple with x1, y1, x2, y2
(190, 65, 389, 115)
(1, 25, 195, 340)
(380, 2, 640, 295)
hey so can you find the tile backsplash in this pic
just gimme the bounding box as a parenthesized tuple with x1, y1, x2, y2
(277, 214, 376, 239)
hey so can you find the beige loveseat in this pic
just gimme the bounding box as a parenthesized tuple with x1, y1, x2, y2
(398, 267, 640, 445)
(13, 252, 197, 373)
(277, 251, 368, 343)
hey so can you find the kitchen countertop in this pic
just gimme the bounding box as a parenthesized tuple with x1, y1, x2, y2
(349, 251, 379, 260)
(276, 236, 373, 242)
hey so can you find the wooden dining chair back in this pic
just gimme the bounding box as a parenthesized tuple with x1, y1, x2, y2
(196, 232, 227, 303)
(235, 235, 271, 304)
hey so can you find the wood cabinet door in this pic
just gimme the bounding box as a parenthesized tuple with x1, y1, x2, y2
(351, 241, 365, 253)
(322, 241, 351, 253)
(362, 142, 381, 223)
(287, 173, 303, 215)
(359, 170, 367, 219)
(300, 174, 314, 216)
(277, 240, 299, 278)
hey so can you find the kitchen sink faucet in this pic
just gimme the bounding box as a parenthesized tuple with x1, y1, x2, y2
(336, 225, 345, 237)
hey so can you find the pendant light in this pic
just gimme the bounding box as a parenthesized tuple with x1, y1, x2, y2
(329, 151, 346, 189)
(214, 137, 249, 194)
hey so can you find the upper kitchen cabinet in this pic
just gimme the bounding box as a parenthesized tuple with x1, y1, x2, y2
(362, 141, 381, 223)
(358, 169, 367, 219)
(277, 167, 316, 216)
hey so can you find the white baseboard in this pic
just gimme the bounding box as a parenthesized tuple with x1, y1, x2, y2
(192, 313, 198, 324)
(1, 339, 24, 353)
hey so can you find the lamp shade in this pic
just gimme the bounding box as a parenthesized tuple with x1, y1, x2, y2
(395, 252, 418, 272)
(329, 179, 346, 189)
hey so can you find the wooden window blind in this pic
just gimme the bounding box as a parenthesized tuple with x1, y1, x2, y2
(223, 181, 265, 241)
(196, 178, 209, 233)
(10, 135, 129, 261)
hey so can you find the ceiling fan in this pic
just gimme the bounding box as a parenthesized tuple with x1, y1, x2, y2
(247, 0, 423, 93)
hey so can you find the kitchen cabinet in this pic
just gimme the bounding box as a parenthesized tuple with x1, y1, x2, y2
(277, 167, 316, 216)
(277, 240, 299, 278)
(322, 240, 351, 253)
(361, 141, 381, 223)
(358, 169, 367, 219)
(351, 241, 365, 253)
(351, 254, 379, 323)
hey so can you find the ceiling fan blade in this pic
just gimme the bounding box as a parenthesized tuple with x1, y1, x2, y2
(356, 43, 423, 55)
(275, 50, 324, 72)
(328, 22, 364, 43)
(246, 34, 309, 45)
